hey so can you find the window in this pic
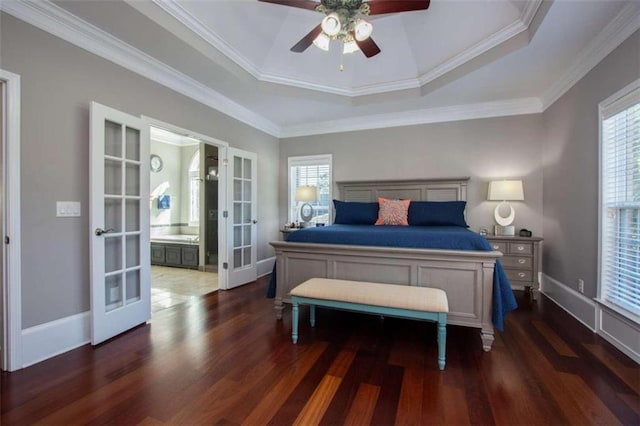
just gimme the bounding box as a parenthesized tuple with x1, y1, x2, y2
(188, 150, 200, 225)
(599, 81, 640, 322)
(288, 154, 332, 225)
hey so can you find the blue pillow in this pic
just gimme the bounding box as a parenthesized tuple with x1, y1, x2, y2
(333, 200, 379, 225)
(408, 201, 468, 227)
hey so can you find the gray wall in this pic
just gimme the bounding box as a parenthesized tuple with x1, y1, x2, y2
(0, 13, 279, 328)
(150, 140, 183, 231)
(541, 30, 640, 298)
(280, 115, 545, 235)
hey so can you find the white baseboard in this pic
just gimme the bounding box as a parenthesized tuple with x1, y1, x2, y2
(21, 311, 90, 368)
(540, 274, 597, 331)
(257, 256, 275, 278)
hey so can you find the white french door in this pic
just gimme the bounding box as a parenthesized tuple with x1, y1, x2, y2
(226, 148, 257, 288)
(90, 102, 150, 345)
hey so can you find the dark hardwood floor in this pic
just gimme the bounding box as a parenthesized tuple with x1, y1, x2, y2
(2, 276, 638, 425)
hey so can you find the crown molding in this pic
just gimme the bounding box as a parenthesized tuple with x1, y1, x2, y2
(0, 0, 281, 137)
(151, 0, 263, 80)
(541, 2, 640, 110)
(158, 0, 544, 98)
(279, 97, 543, 138)
(520, 0, 543, 27)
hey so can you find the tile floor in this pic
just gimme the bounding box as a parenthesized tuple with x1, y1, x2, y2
(151, 266, 218, 313)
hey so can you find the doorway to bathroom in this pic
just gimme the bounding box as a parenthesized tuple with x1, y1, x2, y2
(148, 126, 222, 313)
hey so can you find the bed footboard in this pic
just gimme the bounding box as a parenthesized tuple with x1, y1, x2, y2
(270, 241, 501, 351)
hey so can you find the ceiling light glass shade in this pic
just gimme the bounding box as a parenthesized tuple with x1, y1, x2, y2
(343, 40, 360, 54)
(354, 19, 373, 41)
(313, 33, 330, 51)
(321, 13, 341, 36)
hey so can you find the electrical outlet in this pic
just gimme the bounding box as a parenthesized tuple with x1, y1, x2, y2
(578, 279, 585, 293)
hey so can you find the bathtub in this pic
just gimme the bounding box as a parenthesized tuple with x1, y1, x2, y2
(150, 234, 199, 245)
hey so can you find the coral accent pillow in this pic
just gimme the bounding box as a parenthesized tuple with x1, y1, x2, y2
(375, 197, 410, 226)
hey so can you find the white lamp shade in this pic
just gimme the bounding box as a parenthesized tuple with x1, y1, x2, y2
(354, 19, 373, 41)
(313, 33, 330, 51)
(487, 180, 524, 201)
(295, 185, 318, 202)
(343, 40, 359, 54)
(321, 13, 341, 36)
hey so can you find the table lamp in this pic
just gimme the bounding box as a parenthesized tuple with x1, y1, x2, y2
(295, 185, 318, 227)
(487, 180, 524, 236)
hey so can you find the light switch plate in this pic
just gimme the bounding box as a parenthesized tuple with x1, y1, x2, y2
(57, 201, 81, 217)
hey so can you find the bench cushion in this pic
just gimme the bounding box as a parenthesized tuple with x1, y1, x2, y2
(290, 278, 448, 313)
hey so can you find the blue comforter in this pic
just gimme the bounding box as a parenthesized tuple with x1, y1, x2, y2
(268, 225, 517, 331)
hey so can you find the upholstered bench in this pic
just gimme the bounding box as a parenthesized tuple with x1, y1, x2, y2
(290, 278, 449, 370)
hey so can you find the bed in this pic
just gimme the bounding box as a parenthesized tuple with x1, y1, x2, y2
(269, 178, 515, 351)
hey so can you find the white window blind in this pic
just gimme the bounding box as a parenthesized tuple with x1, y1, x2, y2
(600, 83, 640, 322)
(288, 155, 332, 224)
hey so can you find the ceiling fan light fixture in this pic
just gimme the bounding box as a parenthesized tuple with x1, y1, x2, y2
(313, 32, 330, 51)
(321, 12, 341, 36)
(343, 40, 359, 54)
(354, 19, 373, 41)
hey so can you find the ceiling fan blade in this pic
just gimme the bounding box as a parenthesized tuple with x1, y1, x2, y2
(258, 0, 320, 11)
(356, 36, 381, 58)
(366, 0, 430, 15)
(291, 24, 323, 53)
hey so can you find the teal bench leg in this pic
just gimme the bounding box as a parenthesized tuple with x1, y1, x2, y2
(310, 304, 316, 327)
(292, 299, 299, 344)
(437, 313, 447, 370)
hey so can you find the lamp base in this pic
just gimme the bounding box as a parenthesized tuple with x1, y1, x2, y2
(495, 225, 515, 236)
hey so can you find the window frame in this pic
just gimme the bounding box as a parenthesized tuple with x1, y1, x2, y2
(597, 78, 640, 325)
(287, 154, 333, 225)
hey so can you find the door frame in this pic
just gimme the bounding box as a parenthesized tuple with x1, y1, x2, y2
(0, 69, 22, 371)
(142, 116, 229, 290)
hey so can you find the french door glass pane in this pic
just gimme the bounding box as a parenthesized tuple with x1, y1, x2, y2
(125, 163, 140, 196)
(104, 120, 122, 157)
(126, 235, 140, 268)
(234, 248, 241, 269)
(126, 270, 141, 303)
(104, 199, 122, 232)
(234, 226, 242, 248)
(243, 158, 251, 178)
(243, 181, 251, 201)
(243, 203, 251, 224)
(243, 225, 251, 246)
(125, 200, 140, 232)
(125, 127, 140, 161)
(105, 274, 123, 312)
(104, 159, 122, 195)
(105, 236, 122, 273)
(233, 202, 242, 225)
(234, 156, 242, 178)
(243, 247, 251, 267)
(234, 179, 242, 201)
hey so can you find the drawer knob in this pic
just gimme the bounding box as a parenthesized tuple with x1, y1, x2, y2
(518, 272, 526, 278)
(517, 246, 524, 251)
(518, 259, 526, 264)
(493, 245, 500, 250)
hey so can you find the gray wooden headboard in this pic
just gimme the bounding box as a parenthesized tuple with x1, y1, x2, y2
(337, 177, 469, 202)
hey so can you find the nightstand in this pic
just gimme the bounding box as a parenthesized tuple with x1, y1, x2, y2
(485, 235, 543, 301)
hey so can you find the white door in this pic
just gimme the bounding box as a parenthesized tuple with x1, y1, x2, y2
(90, 102, 150, 345)
(227, 148, 257, 288)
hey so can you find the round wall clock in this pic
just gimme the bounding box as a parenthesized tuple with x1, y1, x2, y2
(150, 154, 163, 172)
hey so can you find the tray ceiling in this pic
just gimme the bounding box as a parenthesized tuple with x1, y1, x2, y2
(5, 0, 638, 136)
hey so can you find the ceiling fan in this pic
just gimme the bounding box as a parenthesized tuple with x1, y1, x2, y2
(259, 0, 431, 58)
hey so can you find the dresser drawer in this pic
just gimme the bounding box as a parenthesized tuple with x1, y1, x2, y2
(501, 256, 532, 269)
(509, 242, 532, 255)
(505, 269, 532, 282)
(489, 241, 507, 252)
